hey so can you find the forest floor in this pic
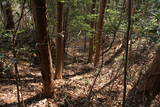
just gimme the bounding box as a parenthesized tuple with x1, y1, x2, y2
(0, 32, 160, 107)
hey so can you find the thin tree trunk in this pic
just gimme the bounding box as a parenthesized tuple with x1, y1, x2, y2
(63, 7, 69, 54)
(32, 0, 54, 97)
(1, 1, 22, 106)
(107, 0, 110, 8)
(128, 2, 135, 60)
(55, 1, 64, 79)
(84, 34, 87, 52)
(122, 0, 132, 106)
(88, 0, 96, 63)
(136, 0, 142, 9)
(94, 0, 107, 66)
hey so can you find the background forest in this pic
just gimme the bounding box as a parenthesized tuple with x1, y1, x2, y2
(0, 0, 160, 107)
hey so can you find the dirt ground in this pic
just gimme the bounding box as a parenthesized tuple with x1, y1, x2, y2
(0, 34, 160, 107)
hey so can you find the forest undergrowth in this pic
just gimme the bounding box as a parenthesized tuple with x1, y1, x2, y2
(0, 32, 160, 107)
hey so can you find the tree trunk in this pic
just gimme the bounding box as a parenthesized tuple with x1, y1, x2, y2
(136, 0, 142, 9)
(84, 34, 87, 52)
(94, 0, 107, 66)
(0, 0, 14, 29)
(128, 1, 134, 61)
(63, 7, 69, 54)
(107, 0, 110, 8)
(55, 1, 64, 79)
(126, 48, 160, 106)
(138, 49, 160, 93)
(88, 0, 96, 63)
(32, 0, 54, 97)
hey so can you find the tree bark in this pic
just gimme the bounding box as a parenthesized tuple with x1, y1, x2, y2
(88, 0, 96, 63)
(63, 7, 69, 54)
(94, 0, 107, 66)
(55, 1, 64, 79)
(138, 49, 160, 93)
(32, 0, 54, 97)
(126, 48, 160, 106)
(84, 34, 87, 52)
(0, 0, 14, 29)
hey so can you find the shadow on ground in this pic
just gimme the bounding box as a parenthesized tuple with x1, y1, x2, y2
(2, 93, 45, 107)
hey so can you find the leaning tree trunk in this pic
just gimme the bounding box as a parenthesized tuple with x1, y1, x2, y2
(139, 49, 160, 94)
(94, 0, 107, 66)
(55, 1, 64, 79)
(88, 0, 96, 63)
(0, 0, 14, 29)
(126, 48, 160, 107)
(32, 0, 54, 97)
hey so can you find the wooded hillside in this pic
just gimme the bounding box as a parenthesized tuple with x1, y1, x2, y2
(0, 0, 160, 107)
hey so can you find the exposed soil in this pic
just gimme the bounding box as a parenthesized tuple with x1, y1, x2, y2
(0, 33, 160, 107)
